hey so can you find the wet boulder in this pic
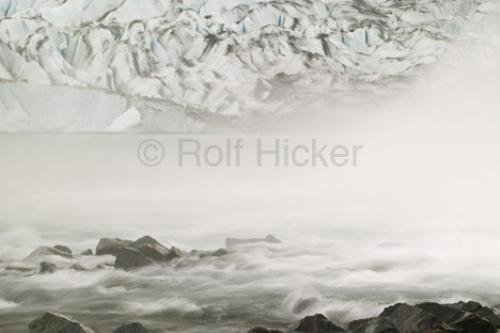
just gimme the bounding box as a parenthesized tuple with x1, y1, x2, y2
(292, 314, 345, 332)
(113, 322, 149, 333)
(450, 301, 500, 328)
(115, 247, 155, 271)
(130, 236, 173, 262)
(95, 238, 133, 256)
(70, 264, 87, 272)
(248, 328, 284, 333)
(4, 264, 36, 273)
(348, 317, 398, 333)
(225, 234, 282, 248)
(80, 249, 93, 256)
(39, 261, 57, 274)
(29, 312, 95, 333)
(191, 248, 228, 258)
(379, 303, 456, 333)
(210, 248, 228, 257)
(417, 302, 498, 333)
(24, 246, 73, 261)
(165, 246, 185, 261)
(53, 245, 72, 254)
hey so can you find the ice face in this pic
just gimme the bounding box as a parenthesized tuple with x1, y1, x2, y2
(0, 0, 497, 131)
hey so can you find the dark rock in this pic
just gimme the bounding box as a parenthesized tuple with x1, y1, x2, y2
(53, 245, 72, 254)
(4, 265, 36, 273)
(418, 302, 497, 333)
(113, 322, 149, 333)
(380, 303, 456, 333)
(454, 313, 496, 333)
(29, 312, 95, 333)
(211, 248, 228, 257)
(80, 249, 93, 256)
(39, 261, 57, 274)
(24, 246, 73, 261)
(95, 238, 133, 256)
(248, 327, 284, 333)
(194, 248, 229, 258)
(225, 234, 282, 248)
(130, 236, 172, 262)
(293, 314, 345, 333)
(450, 301, 500, 328)
(165, 246, 185, 261)
(348, 317, 398, 333)
(115, 247, 155, 271)
(70, 264, 87, 272)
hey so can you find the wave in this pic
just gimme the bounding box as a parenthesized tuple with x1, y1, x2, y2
(120, 297, 202, 316)
(0, 298, 17, 310)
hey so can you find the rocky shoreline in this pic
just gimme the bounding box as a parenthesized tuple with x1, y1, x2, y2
(7, 235, 500, 333)
(28, 299, 500, 333)
(9, 234, 281, 274)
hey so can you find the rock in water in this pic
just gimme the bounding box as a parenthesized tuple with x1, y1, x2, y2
(95, 238, 133, 256)
(450, 301, 500, 328)
(80, 249, 93, 256)
(380, 303, 454, 332)
(293, 314, 345, 333)
(130, 236, 172, 262)
(348, 317, 398, 333)
(115, 248, 155, 271)
(53, 245, 72, 254)
(417, 302, 497, 333)
(225, 235, 282, 248)
(248, 328, 284, 333)
(113, 322, 149, 333)
(39, 261, 57, 274)
(70, 264, 87, 272)
(165, 246, 185, 261)
(24, 246, 73, 261)
(29, 312, 95, 333)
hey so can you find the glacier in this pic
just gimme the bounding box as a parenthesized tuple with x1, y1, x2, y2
(0, 0, 496, 132)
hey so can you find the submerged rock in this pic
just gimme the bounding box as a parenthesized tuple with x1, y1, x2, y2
(115, 247, 155, 271)
(70, 264, 87, 272)
(29, 312, 95, 333)
(4, 265, 36, 273)
(39, 261, 57, 274)
(113, 322, 149, 333)
(53, 245, 72, 254)
(210, 248, 228, 257)
(225, 235, 282, 248)
(248, 328, 284, 333)
(24, 246, 73, 261)
(293, 314, 345, 333)
(80, 249, 93, 256)
(95, 238, 133, 256)
(191, 248, 228, 258)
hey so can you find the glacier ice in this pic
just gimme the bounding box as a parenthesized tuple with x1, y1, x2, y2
(0, 0, 497, 131)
